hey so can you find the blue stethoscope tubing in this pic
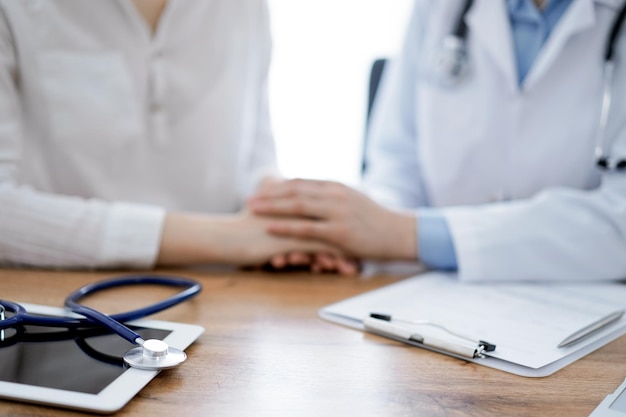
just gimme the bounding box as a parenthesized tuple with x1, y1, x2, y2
(65, 275, 201, 343)
(0, 275, 202, 370)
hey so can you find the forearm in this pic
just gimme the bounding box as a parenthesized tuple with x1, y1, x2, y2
(156, 213, 242, 266)
(157, 211, 344, 267)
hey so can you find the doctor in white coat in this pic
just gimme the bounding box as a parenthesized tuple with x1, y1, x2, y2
(249, 0, 626, 281)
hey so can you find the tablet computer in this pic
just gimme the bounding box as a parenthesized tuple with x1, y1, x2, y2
(589, 378, 626, 417)
(0, 302, 204, 414)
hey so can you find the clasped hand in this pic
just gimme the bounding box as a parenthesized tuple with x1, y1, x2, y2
(247, 179, 418, 275)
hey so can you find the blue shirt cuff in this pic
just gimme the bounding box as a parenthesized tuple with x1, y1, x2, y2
(417, 209, 458, 270)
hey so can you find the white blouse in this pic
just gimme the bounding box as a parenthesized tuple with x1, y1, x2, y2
(0, 0, 278, 268)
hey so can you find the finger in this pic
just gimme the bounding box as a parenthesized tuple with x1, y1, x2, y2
(287, 252, 311, 265)
(315, 253, 337, 271)
(270, 254, 287, 269)
(249, 197, 335, 219)
(310, 255, 330, 273)
(256, 175, 284, 193)
(314, 253, 359, 275)
(336, 258, 359, 276)
(267, 220, 339, 245)
(273, 234, 345, 260)
(250, 178, 332, 201)
(249, 178, 308, 199)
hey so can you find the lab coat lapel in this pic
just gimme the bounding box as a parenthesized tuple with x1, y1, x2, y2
(523, 0, 596, 90)
(465, 0, 518, 94)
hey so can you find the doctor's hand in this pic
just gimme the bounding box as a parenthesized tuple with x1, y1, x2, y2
(156, 210, 347, 267)
(255, 177, 361, 275)
(247, 179, 418, 261)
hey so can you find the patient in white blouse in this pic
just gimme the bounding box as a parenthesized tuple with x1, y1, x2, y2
(0, 0, 346, 270)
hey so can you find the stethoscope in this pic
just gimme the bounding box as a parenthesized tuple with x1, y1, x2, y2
(0, 275, 202, 371)
(434, 0, 626, 171)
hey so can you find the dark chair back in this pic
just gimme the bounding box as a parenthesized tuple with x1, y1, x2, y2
(362, 58, 388, 175)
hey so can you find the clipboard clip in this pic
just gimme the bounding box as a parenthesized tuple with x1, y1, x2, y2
(365, 313, 496, 359)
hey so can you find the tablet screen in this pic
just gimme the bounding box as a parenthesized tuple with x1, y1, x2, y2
(0, 303, 204, 414)
(0, 325, 170, 394)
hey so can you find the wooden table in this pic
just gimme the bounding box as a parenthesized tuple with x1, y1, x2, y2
(0, 268, 624, 417)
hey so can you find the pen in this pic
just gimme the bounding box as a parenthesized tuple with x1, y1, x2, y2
(558, 308, 625, 348)
(364, 314, 496, 359)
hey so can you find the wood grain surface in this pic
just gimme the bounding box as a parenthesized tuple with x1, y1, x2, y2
(0, 268, 623, 417)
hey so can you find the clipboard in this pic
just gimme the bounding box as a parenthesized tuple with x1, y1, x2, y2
(319, 272, 626, 377)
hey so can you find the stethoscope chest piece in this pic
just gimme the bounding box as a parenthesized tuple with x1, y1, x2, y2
(124, 339, 187, 370)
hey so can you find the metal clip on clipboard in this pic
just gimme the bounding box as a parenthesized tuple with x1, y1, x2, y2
(364, 313, 496, 359)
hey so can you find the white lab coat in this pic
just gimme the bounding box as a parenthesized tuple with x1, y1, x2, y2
(364, 0, 626, 281)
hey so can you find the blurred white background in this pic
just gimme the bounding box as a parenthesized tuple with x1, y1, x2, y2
(267, 0, 413, 185)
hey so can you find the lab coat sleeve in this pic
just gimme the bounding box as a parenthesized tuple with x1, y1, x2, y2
(361, 0, 431, 209)
(0, 10, 165, 269)
(240, 0, 281, 197)
(443, 174, 626, 281)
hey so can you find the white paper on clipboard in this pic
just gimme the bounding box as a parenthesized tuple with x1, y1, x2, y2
(319, 272, 626, 377)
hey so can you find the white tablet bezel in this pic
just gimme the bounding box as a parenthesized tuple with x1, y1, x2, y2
(0, 302, 204, 414)
(589, 378, 626, 417)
